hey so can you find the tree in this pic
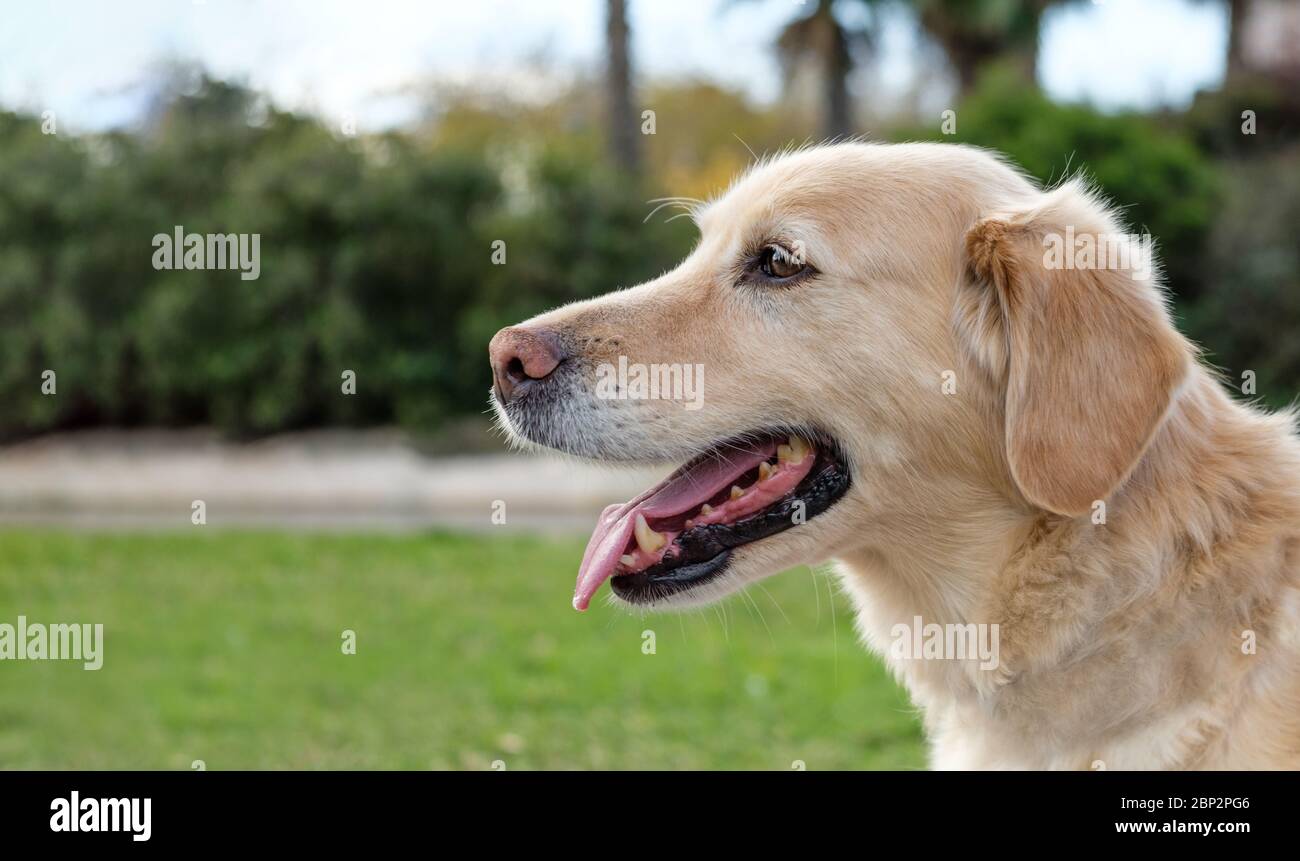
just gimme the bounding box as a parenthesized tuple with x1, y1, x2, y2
(908, 0, 1073, 96)
(1191, 0, 1252, 82)
(605, 0, 641, 174)
(778, 0, 857, 138)
(734, 0, 880, 140)
(1226, 0, 1250, 80)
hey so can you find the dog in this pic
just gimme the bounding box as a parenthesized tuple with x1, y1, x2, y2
(489, 142, 1300, 770)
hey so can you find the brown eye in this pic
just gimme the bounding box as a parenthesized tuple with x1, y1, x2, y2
(759, 245, 807, 280)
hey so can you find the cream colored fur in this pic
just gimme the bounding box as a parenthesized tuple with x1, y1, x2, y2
(495, 142, 1300, 770)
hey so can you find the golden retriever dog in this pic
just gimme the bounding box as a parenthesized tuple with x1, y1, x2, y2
(488, 142, 1300, 770)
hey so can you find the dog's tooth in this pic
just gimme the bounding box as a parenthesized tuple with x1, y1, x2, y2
(776, 444, 793, 464)
(730, 485, 744, 501)
(633, 513, 666, 554)
(786, 435, 810, 465)
(619, 554, 636, 567)
(700, 503, 713, 515)
(758, 462, 772, 481)
(684, 518, 695, 530)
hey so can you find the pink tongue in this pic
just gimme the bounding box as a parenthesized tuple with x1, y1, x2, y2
(572, 441, 777, 610)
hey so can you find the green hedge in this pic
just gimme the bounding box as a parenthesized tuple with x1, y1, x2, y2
(0, 79, 694, 438)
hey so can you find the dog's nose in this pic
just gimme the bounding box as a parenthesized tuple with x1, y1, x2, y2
(489, 326, 566, 404)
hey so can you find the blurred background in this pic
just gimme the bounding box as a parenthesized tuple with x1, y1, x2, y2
(0, 0, 1296, 769)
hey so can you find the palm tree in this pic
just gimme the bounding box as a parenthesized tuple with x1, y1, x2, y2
(605, 0, 641, 174)
(735, 0, 880, 139)
(908, 0, 1075, 96)
(1192, 0, 1252, 82)
(779, 0, 858, 138)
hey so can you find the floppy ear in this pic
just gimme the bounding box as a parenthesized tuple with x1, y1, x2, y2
(962, 181, 1191, 517)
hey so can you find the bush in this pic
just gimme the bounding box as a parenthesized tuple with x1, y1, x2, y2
(1182, 148, 1300, 407)
(0, 78, 694, 439)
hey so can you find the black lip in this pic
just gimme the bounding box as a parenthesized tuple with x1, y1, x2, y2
(609, 450, 851, 604)
(610, 551, 732, 603)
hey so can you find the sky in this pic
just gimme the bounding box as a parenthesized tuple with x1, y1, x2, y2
(0, 0, 1229, 132)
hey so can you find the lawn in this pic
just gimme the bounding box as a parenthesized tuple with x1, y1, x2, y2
(0, 530, 924, 769)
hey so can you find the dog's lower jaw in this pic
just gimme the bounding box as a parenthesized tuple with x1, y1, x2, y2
(609, 504, 854, 610)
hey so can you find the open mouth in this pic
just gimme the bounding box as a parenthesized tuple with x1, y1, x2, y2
(573, 431, 851, 609)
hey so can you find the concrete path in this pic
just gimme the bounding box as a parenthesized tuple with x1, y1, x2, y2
(0, 430, 666, 534)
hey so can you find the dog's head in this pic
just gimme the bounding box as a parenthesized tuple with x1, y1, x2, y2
(489, 143, 1191, 611)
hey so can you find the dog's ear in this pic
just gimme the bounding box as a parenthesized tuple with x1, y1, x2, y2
(962, 181, 1191, 517)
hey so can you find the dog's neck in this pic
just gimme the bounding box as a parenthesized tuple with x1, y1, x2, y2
(834, 371, 1300, 768)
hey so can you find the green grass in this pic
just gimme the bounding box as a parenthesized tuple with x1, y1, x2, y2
(0, 529, 924, 770)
